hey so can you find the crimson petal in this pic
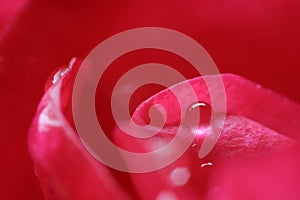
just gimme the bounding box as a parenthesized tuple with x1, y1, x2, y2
(113, 74, 298, 199)
(29, 74, 131, 200)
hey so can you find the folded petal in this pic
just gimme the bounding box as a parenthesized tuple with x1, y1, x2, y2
(29, 72, 131, 200)
(132, 74, 300, 139)
(114, 74, 298, 199)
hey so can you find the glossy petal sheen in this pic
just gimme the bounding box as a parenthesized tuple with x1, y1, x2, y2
(30, 60, 299, 199)
(29, 77, 131, 200)
(114, 74, 299, 199)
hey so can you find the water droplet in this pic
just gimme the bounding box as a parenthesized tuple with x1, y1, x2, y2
(183, 101, 212, 128)
(169, 167, 191, 186)
(191, 143, 196, 147)
(189, 102, 207, 111)
(192, 126, 208, 137)
(52, 57, 76, 84)
(156, 191, 178, 200)
(201, 162, 213, 168)
(52, 68, 66, 84)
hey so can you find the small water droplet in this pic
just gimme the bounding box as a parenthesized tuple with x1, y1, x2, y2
(201, 162, 213, 168)
(169, 167, 191, 187)
(52, 68, 66, 84)
(52, 57, 76, 84)
(183, 101, 212, 128)
(156, 190, 178, 200)
(191, 143, 196, 147)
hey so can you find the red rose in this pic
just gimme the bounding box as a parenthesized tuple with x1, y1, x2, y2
(1, 0, 300, 199)
(29, 58, 300, 199)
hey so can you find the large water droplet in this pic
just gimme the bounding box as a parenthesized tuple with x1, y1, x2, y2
(183, 101, 212, 128)
(201, 162, 213, 168)
(169, 167, 191, 186)
(156, 190, 178, 200)
(189, 102, 207, 110)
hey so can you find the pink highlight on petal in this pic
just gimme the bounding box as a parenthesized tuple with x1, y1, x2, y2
(29, 78, 131, 200)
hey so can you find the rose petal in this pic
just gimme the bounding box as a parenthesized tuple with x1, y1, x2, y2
(29, 75, 131, 200)
(0, 0, 27, 31)
(0, 0, 299, 198)
(133, 74, 300, 140)
(114, 74, 298, 199)
(113, 115, 295, 199)
(209, 148, 300, 200)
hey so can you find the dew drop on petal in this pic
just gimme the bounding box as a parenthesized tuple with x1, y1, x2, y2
(52, 68, 66, 84)
(201, 162, 213, 168)
(192, 126, 208, 137)
(184, 101, 212, 128)
(189, 102, 207, 111)
(52, 57, 76, 84)
(169, 167, 191, 186)
(156, 190, 178, 200)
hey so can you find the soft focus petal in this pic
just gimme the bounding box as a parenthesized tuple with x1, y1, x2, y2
(0, 0, 299, 198)
(133, 74, 300, 139)
(209, 148, 300, 200)
(113, 74, 298, 199)
(0, 0, 27, 31)
(29, 70, 131, 200)
(113, 115, 296, 199)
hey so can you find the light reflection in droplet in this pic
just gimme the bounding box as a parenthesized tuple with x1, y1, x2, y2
(52, 68, 66, 84)
(169, 167, 191, 186)
(192, 127, 207, 136)
(52, 57, 76, 84)
(184, 101, 212, 130)
(189, 102, 207, 111)
(201, 162, 213, 168)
